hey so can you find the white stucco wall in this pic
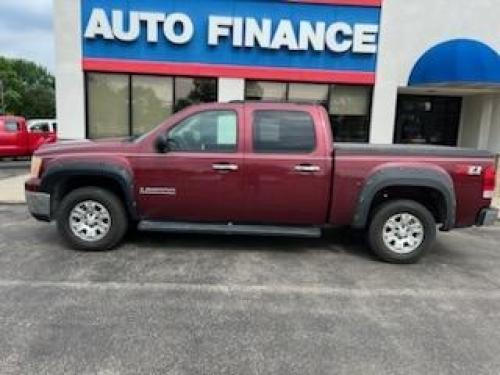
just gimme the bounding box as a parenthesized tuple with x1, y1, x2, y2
(371, 0, 500, 144)
(487, 96, 500, 154)
(459, 97, 484, 149)
(53, 0, 85, 139)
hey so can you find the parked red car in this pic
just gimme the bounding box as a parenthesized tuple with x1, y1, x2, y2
(0, 115, 57, 158)
(25, 102, 498, 263)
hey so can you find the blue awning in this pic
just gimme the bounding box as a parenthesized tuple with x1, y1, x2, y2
(408, 39, 500, 87)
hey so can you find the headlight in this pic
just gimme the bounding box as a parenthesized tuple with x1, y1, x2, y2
(30, 157, 43, 178)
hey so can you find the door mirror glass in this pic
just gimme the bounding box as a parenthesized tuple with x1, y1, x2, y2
(155, 133, 170, 154)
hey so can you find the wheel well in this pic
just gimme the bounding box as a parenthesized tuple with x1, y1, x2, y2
(368, 186, 447, 225)
(51, 175, 130, 218)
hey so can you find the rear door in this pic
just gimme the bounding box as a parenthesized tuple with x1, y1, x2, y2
(242, 105, 333, 225)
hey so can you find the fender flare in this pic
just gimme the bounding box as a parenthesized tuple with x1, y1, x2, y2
(40, 162, 137, 220)
(352, 167, 456, 231)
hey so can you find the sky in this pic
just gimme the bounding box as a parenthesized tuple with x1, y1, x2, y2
(0, 0, 55, 72)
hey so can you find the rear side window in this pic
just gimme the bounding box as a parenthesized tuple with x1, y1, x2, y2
(31, 123, 50, 133)
(4, 121, 19, 132)
(252, 110, 316, 153)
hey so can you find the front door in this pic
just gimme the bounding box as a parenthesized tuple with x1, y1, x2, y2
(242, 107, 332, 225)
(135, 108, 245, 222)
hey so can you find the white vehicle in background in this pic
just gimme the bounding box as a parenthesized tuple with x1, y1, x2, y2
(27, 119, 57, 134)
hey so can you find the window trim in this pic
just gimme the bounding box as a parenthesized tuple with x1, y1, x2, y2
(251, 109, 318, 155)
(164, 109, 240, 154)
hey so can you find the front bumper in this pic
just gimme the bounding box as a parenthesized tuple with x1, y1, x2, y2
(25, 191, 51, 222)
(477, 208, 499, 227)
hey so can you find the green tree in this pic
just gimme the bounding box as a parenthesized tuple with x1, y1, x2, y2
(0, 56, 55, 119)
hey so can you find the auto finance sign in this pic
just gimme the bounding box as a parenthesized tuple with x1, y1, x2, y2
(82, 0, 381, 83)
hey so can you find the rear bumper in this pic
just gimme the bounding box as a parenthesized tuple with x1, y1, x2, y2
(477, 208, 499, 227)
(25, 191, 51, 222)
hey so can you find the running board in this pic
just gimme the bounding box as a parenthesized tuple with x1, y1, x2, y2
(138, 221, 322, 238)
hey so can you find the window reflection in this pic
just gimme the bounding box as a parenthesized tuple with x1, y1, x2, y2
(86, 74, 217, 139)
(174, 78, 217, 112)
(132, 75, 173, 136)
(87, 73, 129, 139)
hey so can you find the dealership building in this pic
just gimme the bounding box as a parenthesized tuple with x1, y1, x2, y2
(54, 0, 500, 153)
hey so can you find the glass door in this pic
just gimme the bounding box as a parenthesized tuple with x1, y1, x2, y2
(395, 95, 462, 146)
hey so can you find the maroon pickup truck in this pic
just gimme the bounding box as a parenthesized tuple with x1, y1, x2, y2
(25, 102, 498, 263)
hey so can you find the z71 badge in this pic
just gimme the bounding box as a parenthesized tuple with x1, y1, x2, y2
(139, 187, 177, 196)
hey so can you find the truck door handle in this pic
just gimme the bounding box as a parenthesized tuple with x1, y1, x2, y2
(294, 164, 321, 173)
(212, 163, 239, 171)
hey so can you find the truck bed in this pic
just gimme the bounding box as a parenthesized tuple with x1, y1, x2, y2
(334, 143, 493, 159)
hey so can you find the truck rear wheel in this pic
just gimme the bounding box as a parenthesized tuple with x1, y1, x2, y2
(57, 187, 128, 251)
(368, 200, 436, 264)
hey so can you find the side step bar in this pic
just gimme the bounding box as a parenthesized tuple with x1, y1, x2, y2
(138, 221, 322, 238)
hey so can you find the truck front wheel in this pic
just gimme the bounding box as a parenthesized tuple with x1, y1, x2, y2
(57, 187, 128, 251)
(368, 200, 436, 264)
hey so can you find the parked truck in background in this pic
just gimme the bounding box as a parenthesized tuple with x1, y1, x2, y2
(25, 102, 498, 263)
(0, 115, 57, 158)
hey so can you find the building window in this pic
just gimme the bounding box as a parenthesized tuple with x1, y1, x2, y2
(395, 95, 462, 146)
(87, 73, 130, 139)
(174, 78, 217, 112)
(168, 110, 238, 153)
(86, 74, 217, 139)
(245, 80, 372, 143)
(329, 85, 372, 143)
(252, 110, 316, 153)
(245, 81, 287, 101)
(288, 83, 329, 106)
(132, 75, 173, 137)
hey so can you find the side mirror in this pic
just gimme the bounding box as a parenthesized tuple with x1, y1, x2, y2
(155, 133, 170, 154)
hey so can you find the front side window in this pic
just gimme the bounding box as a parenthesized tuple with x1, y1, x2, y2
(252, 110, 316, 153)
(168, 111, 237, 153)
(4, 121, 19, 132)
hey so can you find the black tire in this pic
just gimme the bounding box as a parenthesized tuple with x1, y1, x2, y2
(57, 187, 128, 251)
(368, 200, 436, 264)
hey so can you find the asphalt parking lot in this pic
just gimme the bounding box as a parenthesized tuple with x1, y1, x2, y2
(0, 204, 499, 374)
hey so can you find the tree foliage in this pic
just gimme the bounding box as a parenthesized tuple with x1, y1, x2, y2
(0, 56, 55, 119)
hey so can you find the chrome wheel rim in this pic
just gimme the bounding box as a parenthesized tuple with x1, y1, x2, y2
(382, 213, 424, 254)
(69, 200, 111, 242)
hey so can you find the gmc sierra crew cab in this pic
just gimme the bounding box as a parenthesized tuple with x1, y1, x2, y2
(25, 102, 498, 263)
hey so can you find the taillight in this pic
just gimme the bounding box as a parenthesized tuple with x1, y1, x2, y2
(482, 165, 496, 199)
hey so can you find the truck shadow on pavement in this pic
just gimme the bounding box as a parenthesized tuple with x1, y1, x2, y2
(124, 227, 377, 261)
